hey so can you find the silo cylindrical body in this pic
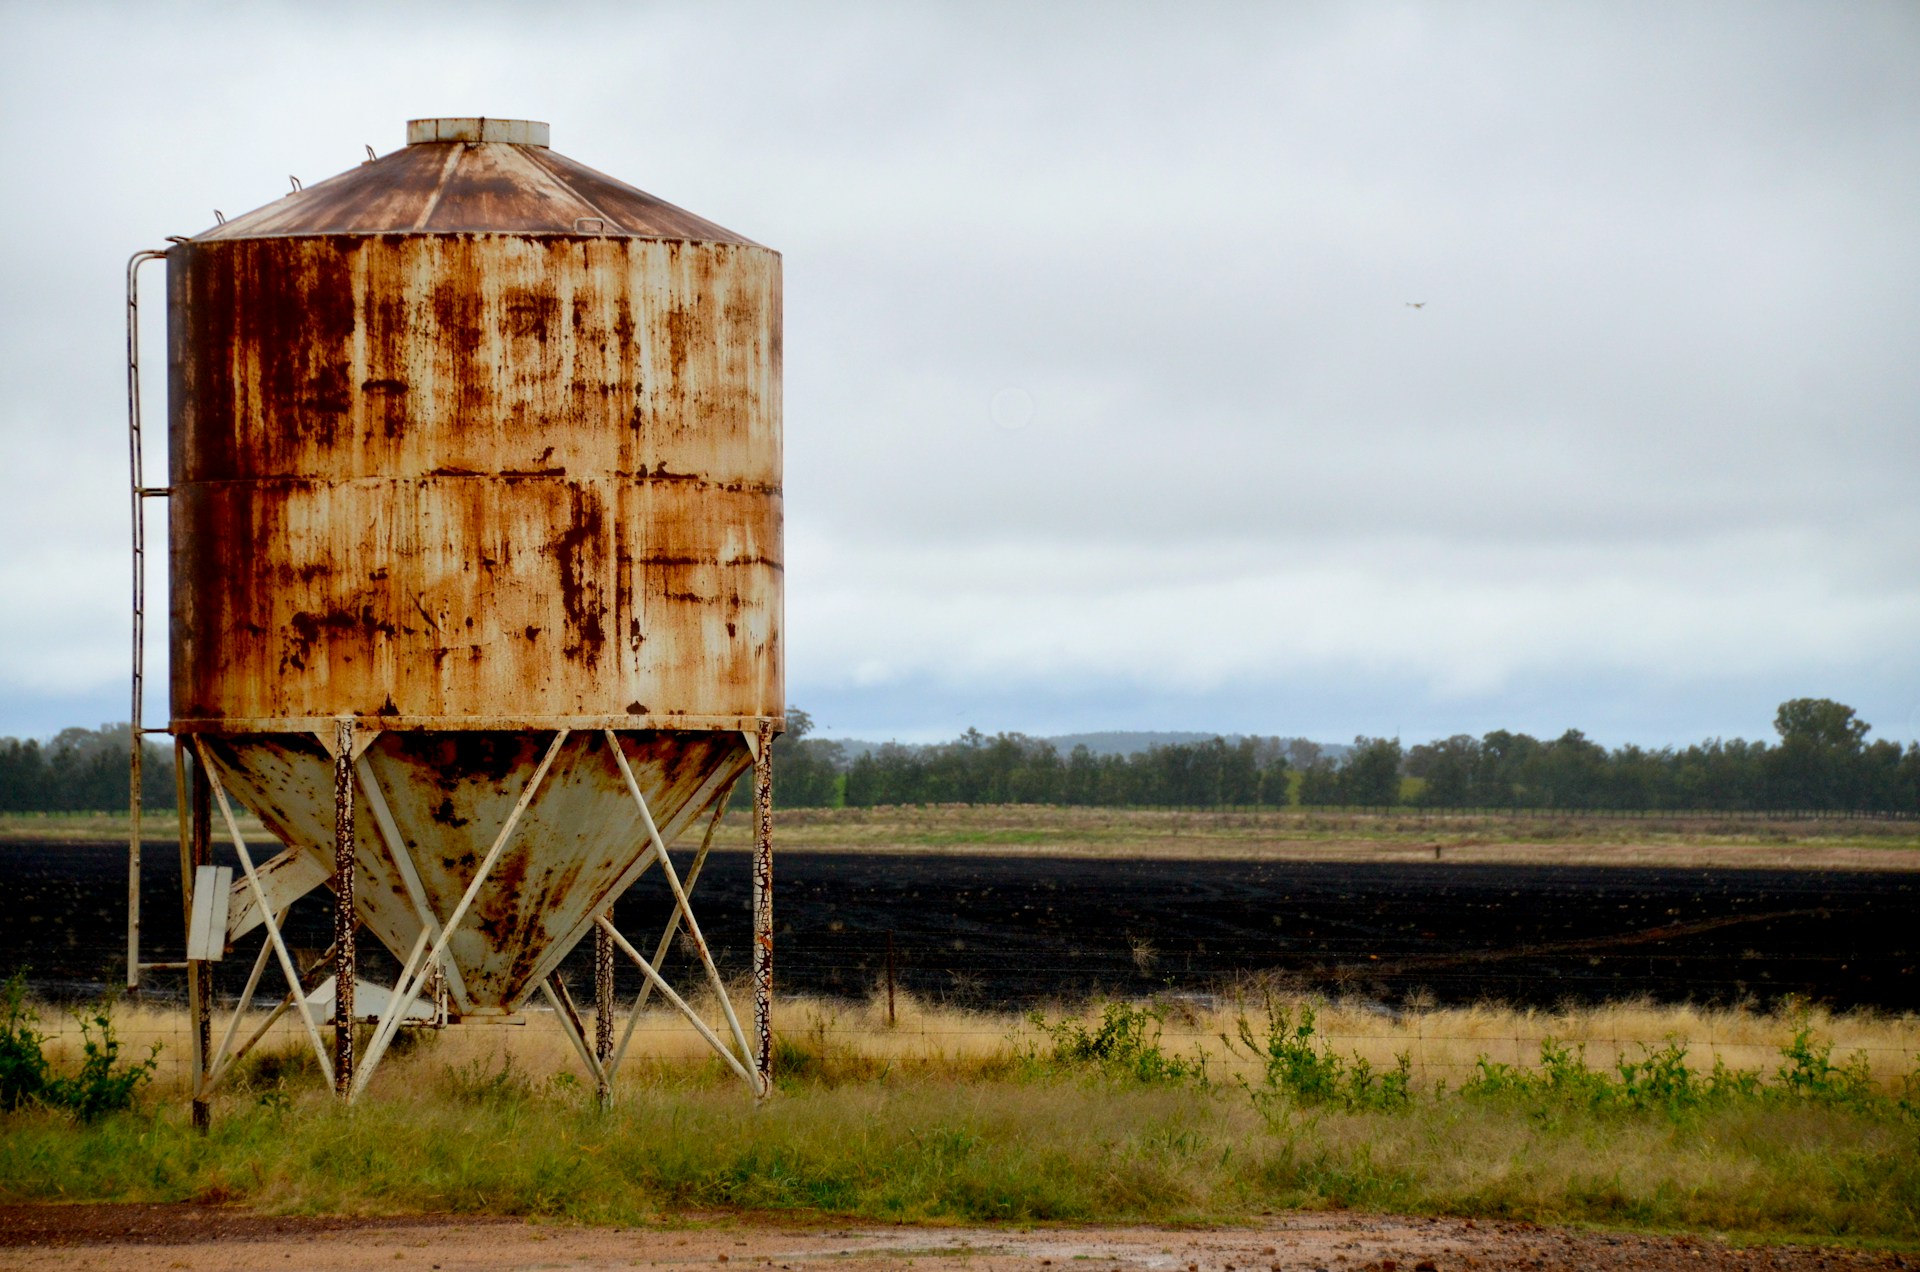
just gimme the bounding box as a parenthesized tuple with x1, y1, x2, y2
(163, 119, 781, 1014)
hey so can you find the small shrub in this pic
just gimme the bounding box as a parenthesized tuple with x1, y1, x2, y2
(1229, 998, 1411, 1111)
(1463, 1038, 1612, 1111)
(42, 1005, 160, 1121)
(1775, 1026, 1874, 1105)
(1897, 1064, 1920, 1119)
(771, 1011, 894, 1087)
(1340, 1049, 1414, 1112)
(1535, 1038, 1613, 1105)
(1704, 1055, 1762, 1103)
(1, 972, 50, 1111)
(232, 1040, 320, 1092)
(441, 1052, 538, 1107)
(1031, 1001, 1205, 1085)
(772, 1030, 823, 1081)
(1614, 1037, 1699, 1115)
(1461, 1026, 1892, 1120)
(0, 978, 158, 1122)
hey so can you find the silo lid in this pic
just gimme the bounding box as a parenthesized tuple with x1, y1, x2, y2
(187, 120, 761, 246)
(407, 118, 550, 146)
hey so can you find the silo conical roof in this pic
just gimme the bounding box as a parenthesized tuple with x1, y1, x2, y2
(195, 117, 760, 245)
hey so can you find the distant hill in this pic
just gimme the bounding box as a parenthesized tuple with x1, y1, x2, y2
(1047, 732, 1353, 764)
(1044, 730, 1225, 757)
(826, 731, 1349, 765)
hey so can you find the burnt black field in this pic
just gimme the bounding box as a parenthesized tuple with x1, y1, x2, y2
(4, 839, 1915, 1012)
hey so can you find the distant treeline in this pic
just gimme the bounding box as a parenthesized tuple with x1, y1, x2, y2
(0, 725, 175, 813)
(773, 699, 1920, 815)
(6, 699, 1918, 816)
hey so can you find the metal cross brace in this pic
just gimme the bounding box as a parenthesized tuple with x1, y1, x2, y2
(194, 737, 335, 1090)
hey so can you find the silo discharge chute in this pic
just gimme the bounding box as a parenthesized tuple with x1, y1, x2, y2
(124, 118, 782, 1111)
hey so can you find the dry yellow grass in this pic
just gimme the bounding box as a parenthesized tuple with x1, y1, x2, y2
(39, 987, 1918, 1104)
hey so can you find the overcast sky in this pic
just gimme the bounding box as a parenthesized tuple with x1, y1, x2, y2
(2, 1, 1915, 748)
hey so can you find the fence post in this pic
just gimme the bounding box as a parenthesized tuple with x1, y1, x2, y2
(886, 930, 897, 1027)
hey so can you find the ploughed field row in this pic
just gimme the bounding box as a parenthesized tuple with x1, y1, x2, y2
(5, 833, 1914, 1012)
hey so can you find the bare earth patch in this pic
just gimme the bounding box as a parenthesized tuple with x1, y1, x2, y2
(0, 1206, 1910, 1272)
(12, 806, 1916, 872)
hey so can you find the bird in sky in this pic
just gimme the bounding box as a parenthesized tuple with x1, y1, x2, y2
(1405, 301, 1426, 309)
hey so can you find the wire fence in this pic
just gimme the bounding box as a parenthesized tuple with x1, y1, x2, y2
(28, 993, 1920, 1096)
(10, 828, 1917, 1099)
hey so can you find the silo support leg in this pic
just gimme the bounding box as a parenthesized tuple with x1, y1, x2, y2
(351, 926, 433, 1098)
(332, 717, 356, 1100)
(187, 758, 212, 1131)
(197, 910, 283, 1093)
(753, 721, 774, 1095)
(593, 920, 614, 1108)
(203, 938, 340, 1096)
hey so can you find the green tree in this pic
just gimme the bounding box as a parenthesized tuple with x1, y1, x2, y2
(1297, 759, 1342, 806)
(1475, 730, 1539, 807)
(1411, 735, 1478, 807)
(0, 725, 175, 813)
(1342, 736, 1403, 806)
(1529, 729, 1609, 809)
(1774, 698, 1869, 751)
(1765, 698, 1870, 810)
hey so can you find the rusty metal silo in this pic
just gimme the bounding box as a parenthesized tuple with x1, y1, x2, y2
(126, 117, 780, 1111)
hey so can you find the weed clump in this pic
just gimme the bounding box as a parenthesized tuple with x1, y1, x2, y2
(1460, 1023, 1902, 1120)
(1226, 998, 1412, 1112)
(1029, 1001, 1207, 1085)
(1775, 1025, 1877, 1104)
(0, 972, 158, 1120)
(441, 1052, 547, 1107)
(0, 973, 50, 1111)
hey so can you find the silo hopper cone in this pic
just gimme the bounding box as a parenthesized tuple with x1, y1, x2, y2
(196, 729, 751, 1015)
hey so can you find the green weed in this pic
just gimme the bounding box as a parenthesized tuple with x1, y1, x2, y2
(440, 1052, 540, 1108)
(0, 972, 50, 1111)
(0, 972, 157, 1120)
(1029, 1001, 1207, 1085)
(1227, 998, 1413, 1112)
(1461, 1025, 1905, 1123)
(1776, 1025, 1877, 1104)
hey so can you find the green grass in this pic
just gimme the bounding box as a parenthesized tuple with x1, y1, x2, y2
(1, 1067, 1914, 1243)
(738, 805, 1920, 862)
(8, 805, 1918, 863)
(0, 809, 268, 843)
(2, 998, 1916, 1246)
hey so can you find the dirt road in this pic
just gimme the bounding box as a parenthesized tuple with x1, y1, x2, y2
(0, 1205, 1908, 1271)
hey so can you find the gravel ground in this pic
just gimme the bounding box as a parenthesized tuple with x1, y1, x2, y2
(0, 1206, 1911, 1272)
